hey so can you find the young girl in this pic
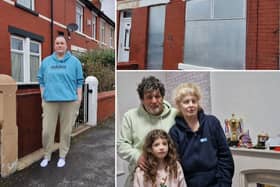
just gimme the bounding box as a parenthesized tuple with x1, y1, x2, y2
(133, 129, 187, 187)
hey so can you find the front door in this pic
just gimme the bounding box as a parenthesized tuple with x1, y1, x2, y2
(147, 5, 166, 69)
(118, 11, 132, 62)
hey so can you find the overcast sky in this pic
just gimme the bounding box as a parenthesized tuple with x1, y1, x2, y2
(101, 0, 115, 22)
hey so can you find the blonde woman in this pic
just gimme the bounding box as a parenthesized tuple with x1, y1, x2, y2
(169, 83, 234, 187)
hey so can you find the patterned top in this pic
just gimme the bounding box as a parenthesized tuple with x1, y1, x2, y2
(133, 161, 187, 187)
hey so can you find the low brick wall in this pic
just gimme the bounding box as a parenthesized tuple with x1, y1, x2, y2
(97, 90, 115, 122)
(117, 62, 139, 70)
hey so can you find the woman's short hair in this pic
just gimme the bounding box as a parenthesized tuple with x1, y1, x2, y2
(137, 76, 165, 100)
(173, 83, 202, 109)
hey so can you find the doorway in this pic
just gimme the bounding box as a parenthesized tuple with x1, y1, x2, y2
(118, 11, 132, 62)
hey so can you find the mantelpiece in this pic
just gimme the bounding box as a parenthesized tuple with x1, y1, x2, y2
(231, 148, 280, 187)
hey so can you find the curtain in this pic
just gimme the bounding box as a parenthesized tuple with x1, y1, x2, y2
(30, 55, 39, 82)
(11, 52, 24, 82)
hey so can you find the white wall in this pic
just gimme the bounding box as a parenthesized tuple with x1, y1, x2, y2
(210, 72, 280, 144)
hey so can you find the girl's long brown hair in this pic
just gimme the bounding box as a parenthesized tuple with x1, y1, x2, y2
(142, 129, 178, 186)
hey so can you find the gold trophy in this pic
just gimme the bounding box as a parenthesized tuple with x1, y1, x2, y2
(225, 114, 243, 146)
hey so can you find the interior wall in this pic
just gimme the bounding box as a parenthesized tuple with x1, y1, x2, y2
(210, 72, 280, 144)
(165, 71, 211, 113)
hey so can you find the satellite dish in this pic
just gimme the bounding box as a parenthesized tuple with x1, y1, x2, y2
(67, 23, 78, 32)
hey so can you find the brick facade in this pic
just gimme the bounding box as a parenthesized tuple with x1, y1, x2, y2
(129, 7, 149, 69)
(117, 0, 279, 70)
(97, 90, 115, 122)
(163, 0, 185, 70)
(0, 0, 114, 78)
(246, 0, 279, 69)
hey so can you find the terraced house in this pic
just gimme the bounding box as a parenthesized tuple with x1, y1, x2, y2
(116, 0, 279, 70)
(0, 0, 115, 84)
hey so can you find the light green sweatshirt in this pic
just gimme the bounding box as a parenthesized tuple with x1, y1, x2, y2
(117, 100, 178, 187)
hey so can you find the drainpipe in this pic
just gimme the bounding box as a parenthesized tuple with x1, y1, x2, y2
(51, 0, 54, 53)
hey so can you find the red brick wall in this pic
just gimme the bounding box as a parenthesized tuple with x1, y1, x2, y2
(117, 62, 138, 70)
(36, 0, 51, 17)
(0, 1, 52, 74)
(0, 10, 12, 74)
(117, 10, 120, 61)
(163, 0, 185, 70)
(91, 0, 101, 9)
(129, 7, 149, 69)
(97, 90, 115, 122)
(84, 6, 93, 37)
(118, 0, 279, 70)
(246, 0, 279, 69)
(0, 0, 113, 76)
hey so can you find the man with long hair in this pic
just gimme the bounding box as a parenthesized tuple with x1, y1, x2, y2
(117, 76, 177, 187)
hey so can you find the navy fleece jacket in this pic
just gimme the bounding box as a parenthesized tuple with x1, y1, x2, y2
(169, 110, 234, 187)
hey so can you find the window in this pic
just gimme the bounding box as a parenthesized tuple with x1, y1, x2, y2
(76, 3, 83, 32)
(92, 14, 97, 39)
(184, 0, 246, 69)
(30, 41, 40, 82)
(123, 10, 132, 18)
(10, 36, 41, 83)
(110, 27, 114, 48)
(17, 0, 34, 10)
(100, 20, 106, 43)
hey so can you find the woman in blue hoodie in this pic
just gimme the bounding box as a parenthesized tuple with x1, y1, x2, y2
(37, 35, 84, 168)
(169, 83, 234, 187)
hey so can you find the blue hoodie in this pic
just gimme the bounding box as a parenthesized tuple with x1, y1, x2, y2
(37, 51, 84, 101)
(169, 110, 234, 187)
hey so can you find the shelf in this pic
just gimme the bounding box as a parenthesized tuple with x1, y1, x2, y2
(231, 147, 280, 156)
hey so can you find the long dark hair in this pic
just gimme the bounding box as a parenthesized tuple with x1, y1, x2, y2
(142, 129, 178, 186)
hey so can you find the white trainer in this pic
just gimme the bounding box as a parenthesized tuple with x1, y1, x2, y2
(40, 159, 49, 167)
(57, 158, 66, 168)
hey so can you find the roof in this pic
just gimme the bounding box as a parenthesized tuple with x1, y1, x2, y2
(80, 0, 115, 27)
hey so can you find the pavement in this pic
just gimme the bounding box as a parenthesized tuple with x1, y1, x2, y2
(0, 117, 115, 187)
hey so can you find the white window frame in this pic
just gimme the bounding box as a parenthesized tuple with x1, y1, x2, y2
(100, 19, 106, 43)
(10, 35, 41, 84)
(29, 40, 41, 82)
(92, 13, 97, 39)
(76, 2, 84, 33)
(17, 0, 35, 10)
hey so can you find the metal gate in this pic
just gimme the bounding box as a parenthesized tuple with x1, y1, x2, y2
(74, 83, 89, 128)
